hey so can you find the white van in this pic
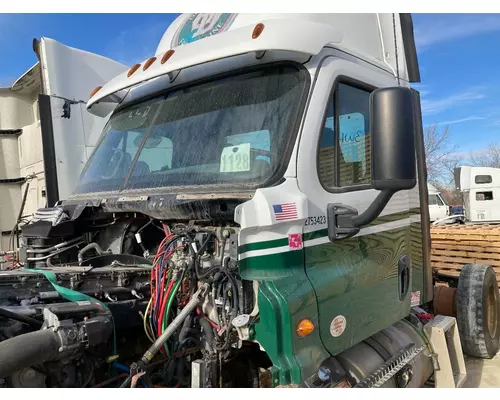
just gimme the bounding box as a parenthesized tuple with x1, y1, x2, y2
(428, 183, 449, 222)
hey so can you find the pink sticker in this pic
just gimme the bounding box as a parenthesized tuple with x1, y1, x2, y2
(288, 233, 303, 250)
(411, 291, 421, 307)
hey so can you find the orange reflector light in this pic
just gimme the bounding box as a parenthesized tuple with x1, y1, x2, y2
(89, 85, 102, 98)
(143, 57, 157, 71)
(161, 50, 175, 64)
(296, 318, 314, 337)
(127, 63, 141, 77)
(252, 23, 265, 39)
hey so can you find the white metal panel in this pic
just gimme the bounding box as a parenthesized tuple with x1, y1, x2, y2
(158, 14, 388, 72)
(18, 122, 43, 171)
(0, 235, 10, 253)
(0, 183, 21, 232)
(0, 90, 34, 130)
(20, 165, 46, 217)
(10, 63, 41, 94)
(459, 166, 472, 190)
(39, 37, 128, 101)
(49, 97, 89, 200)
(0, 135, 20, 179)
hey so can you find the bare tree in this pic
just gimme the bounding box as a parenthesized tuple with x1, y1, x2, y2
(469, 143, 500, 168)
(424, 123, 460, 186)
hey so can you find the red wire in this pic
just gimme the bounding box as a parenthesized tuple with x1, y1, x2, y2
(196, 307, 221, 330)
(150, 234, 174, 309)
(157, 279, 175, 337)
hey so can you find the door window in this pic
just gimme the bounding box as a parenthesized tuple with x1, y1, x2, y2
(318, 83, 371, 189)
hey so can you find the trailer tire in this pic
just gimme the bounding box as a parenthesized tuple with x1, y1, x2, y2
(456, 264, 500, 359)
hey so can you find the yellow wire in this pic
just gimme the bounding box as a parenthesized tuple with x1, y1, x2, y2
(143, 297, 155, 343)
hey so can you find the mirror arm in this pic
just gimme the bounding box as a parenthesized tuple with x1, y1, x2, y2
(337, 190, 396, 228)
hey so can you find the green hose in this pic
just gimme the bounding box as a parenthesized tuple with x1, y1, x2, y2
(22, 268, 118, 356)
(162, 268, 187, 356)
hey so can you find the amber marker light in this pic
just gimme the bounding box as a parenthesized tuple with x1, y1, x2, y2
(89, 86, 102, 98)
(127, 64, 141, 77)
(296, 318, 315, 337)
(252, 23, 265, 39)
(161, 50, 175, 64)
(143, 57, 157, 71)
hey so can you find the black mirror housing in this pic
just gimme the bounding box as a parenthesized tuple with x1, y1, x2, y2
(370, 87, 417, 191)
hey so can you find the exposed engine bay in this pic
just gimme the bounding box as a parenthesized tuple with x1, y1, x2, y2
(0, 203, 265, 388)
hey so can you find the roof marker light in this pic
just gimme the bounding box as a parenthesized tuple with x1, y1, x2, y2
(161, 50, 175, 64)
(143, 57, 157, 71)
(252, 23, 265, 39)
(127, 64, 141, 77)
(89, 86, 102, 98)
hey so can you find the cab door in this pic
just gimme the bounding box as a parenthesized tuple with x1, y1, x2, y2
(297, 55, 415, 356)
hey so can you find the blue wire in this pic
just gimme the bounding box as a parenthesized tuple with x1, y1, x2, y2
(113, 361, 130, 373)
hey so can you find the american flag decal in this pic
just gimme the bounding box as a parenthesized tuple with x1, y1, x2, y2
(272, 203, 298, 221)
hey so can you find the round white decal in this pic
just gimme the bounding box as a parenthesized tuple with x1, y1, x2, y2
(330, 315, 347, 337)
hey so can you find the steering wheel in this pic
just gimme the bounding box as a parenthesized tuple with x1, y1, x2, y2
(100, 147, 126, 180)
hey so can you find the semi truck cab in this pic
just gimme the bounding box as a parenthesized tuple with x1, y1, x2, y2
(1, 14, 498, 389)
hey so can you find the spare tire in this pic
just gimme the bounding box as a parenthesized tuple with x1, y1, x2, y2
(456, 264, 500, 359)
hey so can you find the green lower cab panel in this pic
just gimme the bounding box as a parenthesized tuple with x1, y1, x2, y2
(242, 250, 330, 386)
(304, 226, 413, 356)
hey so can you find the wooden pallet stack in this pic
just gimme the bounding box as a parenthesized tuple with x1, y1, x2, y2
(430, 224, 500, 287)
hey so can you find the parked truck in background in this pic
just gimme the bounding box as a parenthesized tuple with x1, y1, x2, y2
(455, 165, 500, 223)
(428, 183, 449, 223)
(0, 38, 127, 262)
(0, 14, 498, 389)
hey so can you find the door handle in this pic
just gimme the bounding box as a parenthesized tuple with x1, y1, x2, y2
(398, 255, 410, 301)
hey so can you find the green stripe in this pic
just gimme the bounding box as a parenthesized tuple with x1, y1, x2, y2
(239, 210, 420, 255)
(238, 237, 289, 254)
(303, 228, 328, 242)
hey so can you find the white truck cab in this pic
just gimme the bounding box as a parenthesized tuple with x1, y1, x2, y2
(455, 165, 500, 222)
(428, 183, 449, 222)
(0, 38, 127, 258)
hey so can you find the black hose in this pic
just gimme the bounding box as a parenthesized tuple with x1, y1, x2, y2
(188, 233, 220, 280)
(0, 307, 43, 329)
(178, 315, 193, 348)
(193, 232, 212, 256)
(0, 329, 61, 378)
(78, 242, 106, 264)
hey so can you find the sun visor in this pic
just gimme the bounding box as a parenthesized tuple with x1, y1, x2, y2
(87, 18, 342, 112)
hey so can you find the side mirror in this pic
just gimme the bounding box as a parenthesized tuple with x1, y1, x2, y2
(327, 86, 417, 241)
(371, 86, 416, 191)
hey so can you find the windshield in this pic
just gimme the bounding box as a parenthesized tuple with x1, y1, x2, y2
(74, 65, 308, 194)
